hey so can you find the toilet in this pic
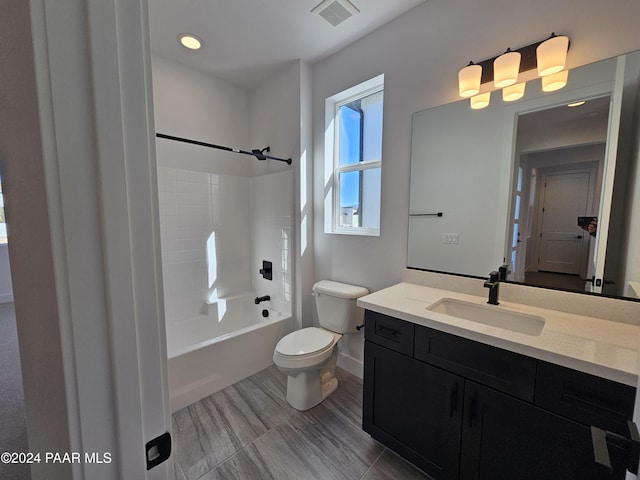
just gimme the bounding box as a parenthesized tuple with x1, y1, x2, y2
(273, 280, 369, 411)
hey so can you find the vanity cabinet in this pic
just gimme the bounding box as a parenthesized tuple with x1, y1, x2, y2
(363, 310, 636, 480)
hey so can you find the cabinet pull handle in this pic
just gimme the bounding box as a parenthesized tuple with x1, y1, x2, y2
(590, 421, 640, 475)
(562, 393, 622, 419)
(375, 325, 400, 342)
(590, 426, 613, 475)
(449, 384, 459, 418)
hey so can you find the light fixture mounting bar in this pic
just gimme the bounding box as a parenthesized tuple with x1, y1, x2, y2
(475, 36, 570, 85)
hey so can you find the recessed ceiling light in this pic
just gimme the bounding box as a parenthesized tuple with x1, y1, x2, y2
(178, 33, 203, 50)
(567, 101, 586, 107)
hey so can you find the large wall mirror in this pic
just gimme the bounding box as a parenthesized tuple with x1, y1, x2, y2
(408, 50, 640, 300)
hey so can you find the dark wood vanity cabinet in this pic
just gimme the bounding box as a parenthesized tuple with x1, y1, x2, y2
(363, 310, 636, 480)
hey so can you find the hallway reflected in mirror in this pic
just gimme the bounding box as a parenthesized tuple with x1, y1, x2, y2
(524, 271, 588, 292)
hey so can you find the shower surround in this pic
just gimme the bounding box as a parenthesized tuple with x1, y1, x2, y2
(158, 166, 293, 411)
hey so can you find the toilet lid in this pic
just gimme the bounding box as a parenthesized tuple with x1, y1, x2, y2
(275, 327, 334, 356)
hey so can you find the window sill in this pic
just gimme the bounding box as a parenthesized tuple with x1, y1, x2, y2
(327, 228, 380, 237)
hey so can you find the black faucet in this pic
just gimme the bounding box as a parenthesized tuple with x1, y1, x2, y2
(254, 295, 270, 305)
(498, 264, 509, 281)
(484, 271, 500, 305)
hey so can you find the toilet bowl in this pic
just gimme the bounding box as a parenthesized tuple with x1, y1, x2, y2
(273, 280, 368, 411)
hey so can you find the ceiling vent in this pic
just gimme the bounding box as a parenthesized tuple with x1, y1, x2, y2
(312, 0, 360, 27)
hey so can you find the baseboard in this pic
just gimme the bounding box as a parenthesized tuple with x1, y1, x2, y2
(337, 351, 363, 379)
(0, 293, 14, 304)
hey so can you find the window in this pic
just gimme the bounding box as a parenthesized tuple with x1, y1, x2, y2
(324, 74, 384, 236)
(0, 176, 6, 244)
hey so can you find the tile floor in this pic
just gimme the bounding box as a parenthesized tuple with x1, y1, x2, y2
(172, 365, 432, 480)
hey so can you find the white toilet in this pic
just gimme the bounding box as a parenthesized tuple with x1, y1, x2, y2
(273, 280, 369, 411)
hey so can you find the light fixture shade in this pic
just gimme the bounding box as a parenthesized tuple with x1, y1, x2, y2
(541, 70, 569, 92)
(502, 82, 526, 102)
(536, 35, 569, 76)
(470, 92, 491, 109)
(458, 63, 482, 98)
(494, 51, 521, 88)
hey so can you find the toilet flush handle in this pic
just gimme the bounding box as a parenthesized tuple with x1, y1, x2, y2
(356, 324, 365, 331)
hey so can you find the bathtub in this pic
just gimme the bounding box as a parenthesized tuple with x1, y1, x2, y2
(166, 292, 292, 412)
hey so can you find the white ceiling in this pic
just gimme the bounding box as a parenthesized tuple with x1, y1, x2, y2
(518, 95, 611, 132)
(148, 0, 427, 89)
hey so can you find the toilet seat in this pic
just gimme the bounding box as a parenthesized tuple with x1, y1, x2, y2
(275, 327, 335, 358)
(273, 327, 341, 374)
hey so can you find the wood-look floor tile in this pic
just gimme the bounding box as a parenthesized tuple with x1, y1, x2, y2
(204, 420, 354, 480)
(172, 374, 290, 480)
(320, 384, 363, 428)
(246, 364, 289, 405)
(173, 460, 186, 480)
(289, 401, 383, 477)
(362, 449, 433, 480)
(174, 364, 426, 480)
(171, 405, 213, 480)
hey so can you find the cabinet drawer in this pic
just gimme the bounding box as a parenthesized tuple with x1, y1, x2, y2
(414, 325, 536, 401)
(535, 361, 636, 435)
(364, 310, 414, 356)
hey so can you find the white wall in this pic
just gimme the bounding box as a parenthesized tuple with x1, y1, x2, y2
(0, 245, 13, 303)
(312, 0, 640, 373)
(152, 55, 251, 176)
(153, 56, 299, 346)
(248, 61, 300, 325)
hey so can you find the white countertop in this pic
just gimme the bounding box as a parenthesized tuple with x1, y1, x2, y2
(357, 282, 640, 386)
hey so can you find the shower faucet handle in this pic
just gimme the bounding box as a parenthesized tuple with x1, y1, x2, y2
(260, 260, 273, 280)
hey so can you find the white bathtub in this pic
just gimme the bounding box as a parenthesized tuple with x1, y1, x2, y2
(166, 293, 292, 411)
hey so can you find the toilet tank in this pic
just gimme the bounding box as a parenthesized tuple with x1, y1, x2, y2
(313, 280, 369, 334)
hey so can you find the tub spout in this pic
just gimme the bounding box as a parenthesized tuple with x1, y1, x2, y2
(255, 295, 271, 305)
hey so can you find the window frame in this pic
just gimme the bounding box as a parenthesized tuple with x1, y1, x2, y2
(0, 176, 6, 244)
(324, 74, 384, 236)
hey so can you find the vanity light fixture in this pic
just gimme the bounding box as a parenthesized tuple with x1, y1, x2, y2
(494, 49, 521, 88)
(536, 34, 570, 76)
(470, 92, 491, 110)
(541, 70, 569, 92)
(503, 82, 526, 102)
(458, 62, 482, 97)
(458, 33, 570, 109)
(178, 33, 203, 50)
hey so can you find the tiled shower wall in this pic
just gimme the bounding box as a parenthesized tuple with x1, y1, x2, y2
(158, 167, 292, 328)
(250, 171, 293, 316)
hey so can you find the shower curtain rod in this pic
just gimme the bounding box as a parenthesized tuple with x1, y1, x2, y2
(156, 133, 292, 165)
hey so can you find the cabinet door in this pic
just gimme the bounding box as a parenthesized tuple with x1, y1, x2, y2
(364, 341, 463, 480)
(460, 381, 628, 480)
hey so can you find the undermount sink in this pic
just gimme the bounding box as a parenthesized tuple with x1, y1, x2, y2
(427, 298, 545, 336)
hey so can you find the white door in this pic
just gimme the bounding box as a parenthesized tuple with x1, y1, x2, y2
(2, 2, 173, 479)
(537, 172, 591, 274)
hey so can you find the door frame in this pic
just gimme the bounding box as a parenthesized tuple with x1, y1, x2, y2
(1, 1, 171, 479)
